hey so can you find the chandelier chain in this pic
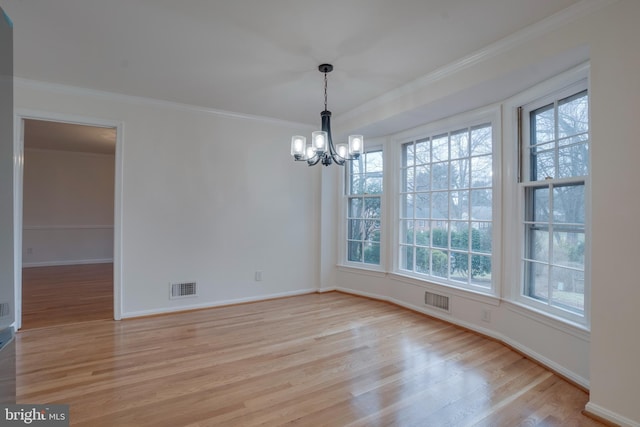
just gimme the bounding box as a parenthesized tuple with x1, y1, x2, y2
(324, 72, 328, 111)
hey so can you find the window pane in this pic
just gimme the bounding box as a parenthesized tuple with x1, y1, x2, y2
(451, 252, 469, 283)
(400, 245, 414, 271)
(470, 189, 491, 221)
(365, 175, 383, 194)
(471, 222, 492, 254)
(348, 241, 362, 262)
(351, 173, 365, 194)
(471, 125, 492, 156)
(415, 165, 430, 191)
(402, 167, 414, 193)
(471, 155, 492, 188)
(450, 191, 469, 220)
(552, 230, 585, 268)
(558, 144, 588, 178)
(415, 193, 430, 219)
(471, 255, 492, 287)
(526, 227, 549, 262)
(364, 198, 381, 219)
(531, 104, 554, 144)
(431, 162, 449, 190)
(415, 226, 430, 247)
(415, 138, 430, 165)
(451, 159, 469, 189)
(451, 221, 469, 250)
(351, 157, 363, 175)
(403, 143, 415, 167)
(524, 261, 548, 301)
(365, 221, 380, 243)
(432, 134, 449, 162)
(366, 151, 383, 173)
(558, 90, 588, 138)
(401, 193, 413, 218)
(401, 220, 414, 244)
(364, 242, 380, 264)
(527, 187, 549, 222)
(431, 222, 448, 249)
(348, 198, 362, 218)
(531, 146, 555, 181)
(432, 250, 449, 278)
(431, 192, 449, 219)
(553, 184, 585, 224)
(450, 130, 469, 159)
(348, 219, 363, 240)
(416, 247, 430, 274)
(550, 266, 584, 313)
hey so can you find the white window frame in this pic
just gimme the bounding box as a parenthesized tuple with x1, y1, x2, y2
(391, 106, 501, 296)
(340, 144, 385, 271)
(503, 63, 591, 328)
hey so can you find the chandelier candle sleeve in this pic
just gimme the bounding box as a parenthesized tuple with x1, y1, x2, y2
(290, 64, 364, 167)
(291, 136, 306, 158)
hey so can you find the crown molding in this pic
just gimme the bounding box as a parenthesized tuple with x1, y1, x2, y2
(338, 0, 617, 126)
(14, 77, 315, 130)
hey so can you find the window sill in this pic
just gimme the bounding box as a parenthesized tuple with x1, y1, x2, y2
(503, 299, 590, 340)
(336, 264, 387, 278)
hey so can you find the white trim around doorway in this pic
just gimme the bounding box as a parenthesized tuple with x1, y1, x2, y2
(13, 109, 124, 327)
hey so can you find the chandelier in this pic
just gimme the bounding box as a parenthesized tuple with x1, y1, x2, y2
(290, 64, 364, 166)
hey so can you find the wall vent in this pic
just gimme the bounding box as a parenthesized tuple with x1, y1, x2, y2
(170, 282, 197, 299)
(0, 302, 10, 318)
(424, 291, 450, 312)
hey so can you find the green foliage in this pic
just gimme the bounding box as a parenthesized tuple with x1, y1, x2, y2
(405, 226, 492, 277)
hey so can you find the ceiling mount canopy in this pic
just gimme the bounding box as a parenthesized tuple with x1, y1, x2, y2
(290, 64, 363, 166)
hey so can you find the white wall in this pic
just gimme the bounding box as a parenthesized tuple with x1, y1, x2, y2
(331, 1, 640, 425)
(22, 148, 114, 266)
(15, 83, 320, 318)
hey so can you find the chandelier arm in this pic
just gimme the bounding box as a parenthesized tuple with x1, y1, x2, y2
(306, 154, 321, 166)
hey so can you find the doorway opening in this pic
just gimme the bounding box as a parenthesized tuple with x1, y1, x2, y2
(17, 116, 121, 329)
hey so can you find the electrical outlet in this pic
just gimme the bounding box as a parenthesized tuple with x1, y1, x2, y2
(26, 247, 33, 255)
(481, 309, 491, 323)
(255, 271, 263, 281)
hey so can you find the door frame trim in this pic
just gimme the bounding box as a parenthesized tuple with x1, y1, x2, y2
(14, 109, 123, 327)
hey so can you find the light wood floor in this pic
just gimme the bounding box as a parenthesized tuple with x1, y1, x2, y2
(16, 293, 603, 426)
(21, 263, 113, 330)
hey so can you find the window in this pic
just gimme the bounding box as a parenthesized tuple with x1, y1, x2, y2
(399, 123, 493, 289)
(346, 149, 383, 265)
(520, 84, 588, 319)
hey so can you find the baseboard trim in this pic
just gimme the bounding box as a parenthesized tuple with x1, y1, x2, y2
(585, 402, 639, 427)
(121, 288, 318, 319)
(23, 258, 113, 268)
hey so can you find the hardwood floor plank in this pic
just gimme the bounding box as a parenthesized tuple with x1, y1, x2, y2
(16, 292, 601, 426)
(21, 263, 114, 329)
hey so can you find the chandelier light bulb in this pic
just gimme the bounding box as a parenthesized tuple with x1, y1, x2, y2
(291, 135, 306, 156)
(337, 144, 348, 159)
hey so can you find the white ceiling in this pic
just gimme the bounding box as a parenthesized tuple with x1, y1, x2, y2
(5, 0, 583, 131)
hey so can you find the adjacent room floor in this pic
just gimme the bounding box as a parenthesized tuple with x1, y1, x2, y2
(20, 263, 113, 330)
